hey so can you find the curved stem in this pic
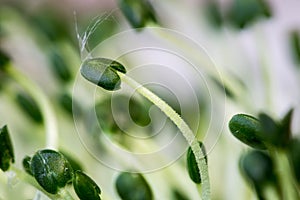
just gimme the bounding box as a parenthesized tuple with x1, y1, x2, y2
(6, 65, 58, 149)
(118, 72, 211, 200)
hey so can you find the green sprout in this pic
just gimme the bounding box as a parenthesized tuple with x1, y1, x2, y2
(80, 58, 126, 91)
(30, 149, 73, 194)
(80, 57, 211, 200)
(118, 0, 158, 29)
(229, 114, 266, 149)
(187, 141, 207, 184)
(0, 125, 14, 172)
(115, 172, 153, 200)
(229, 111, 300, 200)
(73, 171, 101, 200)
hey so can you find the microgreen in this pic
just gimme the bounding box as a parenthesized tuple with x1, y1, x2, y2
(226, 0, 272, 29)
(229, 114, 266, 149)
(80, 58, 126, 91)
(58, 92, 82, 117)
(2, 2, 299, 200)
(48, 47, 72, 83)
(22, 155, 33, 176)
(15, 91, 43, 123)
(204, 1, 223, 29)
(0, 125, 14, 172)
(73, 171, 101, 200)
(239, 150, 275, 186)
(81, 57, 211, 199)
(229, 110, 300, 199)
(187, 141, 207, 184)
(115, 172, 153, 200)
(118, 0, 158, 29)
(30, 149, 73, 194)
(239, 150, 277, 199)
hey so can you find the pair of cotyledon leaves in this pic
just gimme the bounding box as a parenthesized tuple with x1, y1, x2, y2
(229, 109, 293, 149)
(24, 149, 102, 200)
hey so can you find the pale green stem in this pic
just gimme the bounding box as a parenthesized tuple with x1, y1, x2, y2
(269, 148, 299, 200)
(254, 26, 273, 111)
(10, 166, 74, 200)
(6, 65, 58, 149)
(263, 184, 280, 200)
(118, 72, 211, 200)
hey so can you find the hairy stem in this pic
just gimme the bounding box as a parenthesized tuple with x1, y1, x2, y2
(119, 72, 211, 200)
(6, 65, 58, 149)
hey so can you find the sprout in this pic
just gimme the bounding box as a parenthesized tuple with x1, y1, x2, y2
(186, 141, 207, 184)
(118, 0, 158, 29)
(80, 58, 126, 91)
(115, 172, 153, 200)
(30, 149, 73, 194)
(0, 125, 14, 172)
(58, 92, 82, 117)
(229, 114, 266, 149)
(15, 92, 43, 124)
(226, 0, 272, 29)
(239, 150, 276, 199)
(48, 48, 72, 83)
(204, 1, 223, 29)
(73, 171, 101, 200)
(22, 156, 33, 176)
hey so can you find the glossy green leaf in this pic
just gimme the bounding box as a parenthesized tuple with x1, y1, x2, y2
(30, 149, 73, 194)
(73, 171, 101, 200)
(118, 0, 158, 29)
(0, 125, 14, 172)
(115, 172, 153, 200)
(16, 92, 43, 123)
(186, 141, 207, 184)
(22, 155, 33, 176)
(229, 114, 266, 149)
(129, 96, 151, 127)
(80, 58, 126, 91)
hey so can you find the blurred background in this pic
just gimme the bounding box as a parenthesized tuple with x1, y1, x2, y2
(0, 0, 300, 199)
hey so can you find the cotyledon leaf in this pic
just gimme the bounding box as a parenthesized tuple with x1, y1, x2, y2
(80, 58, 126, 91)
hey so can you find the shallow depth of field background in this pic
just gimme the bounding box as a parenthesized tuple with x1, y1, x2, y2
(0, 0, 300, 199)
